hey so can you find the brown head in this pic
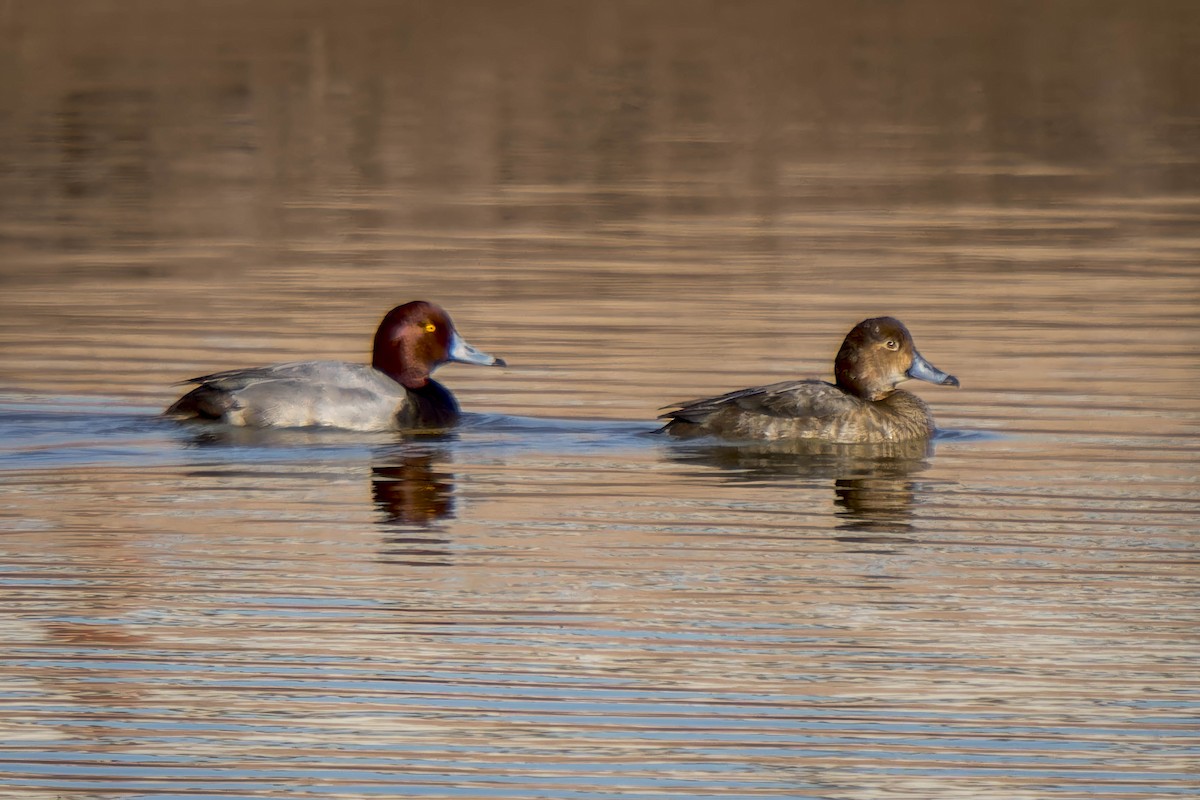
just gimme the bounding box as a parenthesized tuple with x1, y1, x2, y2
(371, 301, 505, 389)
(834, 317, 959, 401)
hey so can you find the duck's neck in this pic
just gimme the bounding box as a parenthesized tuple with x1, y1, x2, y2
(836, 375, 893, 403)
(834, 347, 891, 402)
(395, 379, 460, 429)
(374, 351, 432, 390)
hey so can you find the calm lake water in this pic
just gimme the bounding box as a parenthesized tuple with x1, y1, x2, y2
(1, 2, 1198, 798)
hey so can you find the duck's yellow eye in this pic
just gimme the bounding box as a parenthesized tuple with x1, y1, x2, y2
(424, 323, 437, 333)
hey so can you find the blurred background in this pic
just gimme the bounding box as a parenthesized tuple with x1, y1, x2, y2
(1, 0, 1196, 423)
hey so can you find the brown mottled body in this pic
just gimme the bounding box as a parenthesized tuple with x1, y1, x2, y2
(659, 317, 958, 444)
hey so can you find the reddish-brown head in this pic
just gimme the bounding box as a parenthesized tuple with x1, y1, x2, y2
(372, 301, 504, 389)
(834, 317, 958, 401)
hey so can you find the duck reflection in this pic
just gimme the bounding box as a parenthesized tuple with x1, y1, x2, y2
(168, 422, 459, 562)
(371, 447, 455, 527)
(371, 444, 457, 566)
(668, 438, 932, 533)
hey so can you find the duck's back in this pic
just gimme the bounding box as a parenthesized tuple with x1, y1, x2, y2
(660, 380, 934, 443)
(167, 360, 421, 430)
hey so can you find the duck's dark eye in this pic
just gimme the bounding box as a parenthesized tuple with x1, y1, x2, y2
(885, 340, 898, 350)
(424, 323, 437, 333)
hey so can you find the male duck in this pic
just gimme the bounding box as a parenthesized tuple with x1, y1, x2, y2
(659, 316, 958, 444)
(166, 301, 504, 431)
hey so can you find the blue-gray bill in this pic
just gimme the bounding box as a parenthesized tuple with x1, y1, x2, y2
(449, 332, 506, 367)
(908, 351, 959, 387)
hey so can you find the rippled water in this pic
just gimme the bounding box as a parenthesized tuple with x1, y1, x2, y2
(1, 2, 1198, 798)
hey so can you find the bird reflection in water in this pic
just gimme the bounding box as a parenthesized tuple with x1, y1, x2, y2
(171, 424, 459, 563)
(668, 438, 933, 534)
(371, 444, 457, 566)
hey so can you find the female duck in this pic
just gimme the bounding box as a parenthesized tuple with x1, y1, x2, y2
(658, 317, 958, 444)
(166, 301, 505, 431)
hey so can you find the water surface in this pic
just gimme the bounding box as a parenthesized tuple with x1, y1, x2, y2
(1, 2, 1198, 798)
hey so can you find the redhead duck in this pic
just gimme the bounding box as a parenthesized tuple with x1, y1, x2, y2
(166, 301, 505, 431)
(658, 317, 958, 444)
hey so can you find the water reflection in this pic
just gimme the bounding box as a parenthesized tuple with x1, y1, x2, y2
(171, 424, 389, 450)
(170, 421, 461, 560)
(668, 438, 932, 533)
(371, 447, 455, 529)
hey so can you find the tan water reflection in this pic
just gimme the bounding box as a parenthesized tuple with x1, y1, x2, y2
(666, 438, 936, 533)
(372, 449, 457, 530)
(1, 1, 1198, 798)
